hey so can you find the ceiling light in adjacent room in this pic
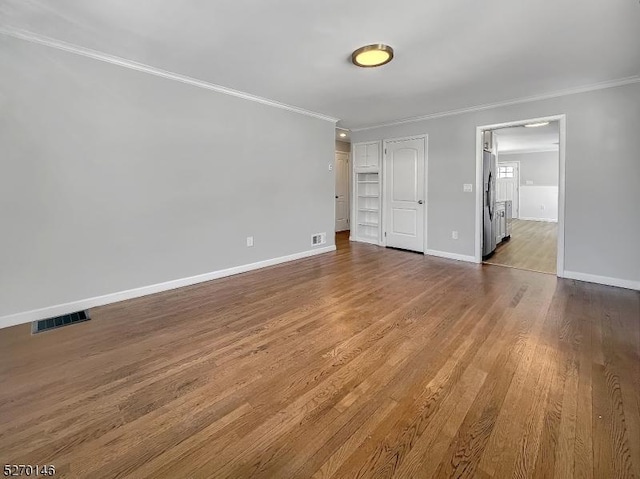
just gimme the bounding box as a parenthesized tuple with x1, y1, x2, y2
(524, 121, 550, 128)
(351, 44, 394, 68)
(339, 132, 347, 137)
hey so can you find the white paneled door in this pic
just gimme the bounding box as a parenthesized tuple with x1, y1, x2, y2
(335, 151, 350, 232)
(384, 137, 426, 252)
(497, 161, 519, 218)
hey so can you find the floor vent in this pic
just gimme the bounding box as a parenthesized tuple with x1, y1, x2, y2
(32, 310, 90, 334)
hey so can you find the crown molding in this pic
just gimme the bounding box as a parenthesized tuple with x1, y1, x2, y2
(499, 146, 559, 155)
(0, 26, 340, 124)
(350, 75, 640, 132)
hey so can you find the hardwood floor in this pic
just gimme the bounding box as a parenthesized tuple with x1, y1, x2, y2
(1, 232, 639, 478)
(485, 219, 558, 274)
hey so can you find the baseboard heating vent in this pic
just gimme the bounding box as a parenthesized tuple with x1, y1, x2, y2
(32, 310, 90, 334)
(311, 232, 327, 246)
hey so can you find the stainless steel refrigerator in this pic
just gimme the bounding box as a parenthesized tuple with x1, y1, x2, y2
(483, 149, 497, 258)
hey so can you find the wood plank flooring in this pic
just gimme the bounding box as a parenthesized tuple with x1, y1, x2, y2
(1, 232, 639, 478)
(485, 219, 558, 274)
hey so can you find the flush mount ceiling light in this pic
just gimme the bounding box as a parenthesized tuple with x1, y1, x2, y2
(351, 44, 394, 68)
(524, 121, 550, 128)
(339, 132, 347, 137)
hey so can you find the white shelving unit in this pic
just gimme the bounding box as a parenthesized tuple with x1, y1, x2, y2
(352, 141, 382, 245)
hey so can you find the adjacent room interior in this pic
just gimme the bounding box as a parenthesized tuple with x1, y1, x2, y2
(482, 120, 560, 274)
(1, 2, 639, 478)
(335, 128, 351, 239)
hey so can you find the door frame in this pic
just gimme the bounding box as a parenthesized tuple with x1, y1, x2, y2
(474, 114, 566, 277)
(381, 134, 428, 253)
(334, 150, 350, 232)
(496, 160, 520, 219)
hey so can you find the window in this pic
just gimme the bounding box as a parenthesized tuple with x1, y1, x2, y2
(498, 165, 514, 179)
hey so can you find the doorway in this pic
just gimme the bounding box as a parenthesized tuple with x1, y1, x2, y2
(383, 136, 427, 253)
(335, 151, 350, 232)
(496, 161, 520, 218)
(475, 116, 565, 276)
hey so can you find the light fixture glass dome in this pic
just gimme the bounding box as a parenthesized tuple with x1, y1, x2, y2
(352, 44, 394, 68)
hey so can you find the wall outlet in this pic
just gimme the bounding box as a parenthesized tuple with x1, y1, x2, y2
(452, 231, 459, 240)
(540, 205, 545, 210)
(463, 184, 473, 193)
(328, 164, 333, 171)
(246, 236, 254, 247)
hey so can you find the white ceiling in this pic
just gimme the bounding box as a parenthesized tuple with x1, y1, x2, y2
(2, 0, 639, 129)
(496, 122, 559, 154)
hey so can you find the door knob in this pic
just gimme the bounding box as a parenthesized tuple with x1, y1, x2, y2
(418, 200, 423, 204)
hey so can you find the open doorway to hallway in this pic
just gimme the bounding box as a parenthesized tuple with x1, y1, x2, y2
(479, 119, 562, 275)
(335, 128, 351, 247)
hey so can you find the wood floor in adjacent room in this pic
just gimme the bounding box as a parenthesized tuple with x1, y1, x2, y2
(485, 219, 558, 274)
(1, 232, 639, 478)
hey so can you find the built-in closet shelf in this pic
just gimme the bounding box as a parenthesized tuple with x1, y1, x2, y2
(353, 141, 383, 245)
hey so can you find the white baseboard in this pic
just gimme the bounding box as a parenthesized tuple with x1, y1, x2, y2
(426, 249, 478, 264)
(0, 245, 336, 330)
(563, 270, 640, 291)
(518, 217, 558, 223)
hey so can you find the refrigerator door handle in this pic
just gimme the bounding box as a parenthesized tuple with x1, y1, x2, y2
(486, 172, 494, 221)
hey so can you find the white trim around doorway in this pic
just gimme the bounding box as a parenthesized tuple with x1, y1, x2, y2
(474, 115, 566, 277)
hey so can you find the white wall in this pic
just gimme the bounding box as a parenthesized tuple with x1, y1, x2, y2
(500, 151, 559, 221)
(518, 186, 558, 222)
(500, 151, 559, 186)
(0, 35, 336, 323)
(352, 82, 640, 286)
